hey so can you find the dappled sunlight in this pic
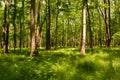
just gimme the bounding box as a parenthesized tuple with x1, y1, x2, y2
(49, 47, 79, 55)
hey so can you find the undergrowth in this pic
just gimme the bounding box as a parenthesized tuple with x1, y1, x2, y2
(0, 47, 120, 80)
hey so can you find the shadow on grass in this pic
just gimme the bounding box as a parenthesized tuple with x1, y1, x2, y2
(103, 48, 120, 58)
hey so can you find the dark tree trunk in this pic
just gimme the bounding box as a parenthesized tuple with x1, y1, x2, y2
(104, 0, 111, 47)
(30, 0, 36, 56)
(62, 19, 65, 47)
(80, 0, 87, 54)
(46, 0, 51, 50)
(55, 0, 59, 49)
(19, 0, 24, 51)
(13, 0, 17, 52)
(87, 3, 93, 53)
(19, 13, 22, 52)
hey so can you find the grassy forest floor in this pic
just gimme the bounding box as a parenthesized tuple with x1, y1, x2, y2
(0, 47, 120, 80)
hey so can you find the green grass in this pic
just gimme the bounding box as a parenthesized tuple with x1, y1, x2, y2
(0, 47, 120, 80)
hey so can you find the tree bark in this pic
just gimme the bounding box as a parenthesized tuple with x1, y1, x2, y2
(19, 0, 24, 51)
(80, 0, 87, 54)
(30, 0, 36, 56)
(104, 0, 111, 47)
(13, 0, 17, 52)
(46, 0, 51, 50)
(55, 0, 59, 49)
(36, 0, 42, 48)
(87, 3, 93, 53)
(3, 0, 9, 53)
(19, 15, 22, 52)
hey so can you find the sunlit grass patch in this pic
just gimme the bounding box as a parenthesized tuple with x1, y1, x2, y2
(49, 47, 79, 55)
(112, 58, 120, 72)
(0, 54, 27, 62)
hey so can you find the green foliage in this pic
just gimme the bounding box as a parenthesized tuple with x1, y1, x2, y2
(0, 47, 120, 80)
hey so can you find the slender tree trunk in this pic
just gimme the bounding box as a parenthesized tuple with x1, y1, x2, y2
(104, 0, 111, 47)
(13, 0, 17, 52)
(46, 0, 51, 50)
(67, 16, 70, 47)
(65, 19, 68, 47)
(62, 20, 65, 47)
(3, 0, 9, 53)
(98, 10, 102, 47)
(87, 3, 93, 53)
(36, 0, 42, 49)
(30, 0, 36, 56)
(55, 0, 59, 49)
(80, 0, 87, 54)
(19, 12, 22, 52)
(19, 0, 24, 51)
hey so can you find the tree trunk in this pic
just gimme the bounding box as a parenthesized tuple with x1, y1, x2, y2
(55, 0, 59, 49)
(87, 3, 93, 53)
(46, 0, 51, 50)
(30, 0, 36, 56)
(13, 0, 17, 52)
(19, 17, 22, 51)
(3, 0, 9, 53)
(19, 0, 24, 51)
(36, 0, 42, 48)
(104, 0, 111, 47)
(98, 10, 102, 47)
(80, 0, 87, 54)
(62, 19, 65, 47)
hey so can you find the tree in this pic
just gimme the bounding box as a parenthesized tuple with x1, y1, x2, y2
(0, 0, 120, 53)
(46, 0, 51, 50)
(19, 0, 25, 51)
(13, 0, 17, 52)
(104, 0, 111, 47)
(87, 2, 93, 52)
(55, 0, 59, 49)
(80, 0, 87, 54)
(2, 0, 9, 53)
(36, 0, 42, 49)
(30, 0, 36, 56)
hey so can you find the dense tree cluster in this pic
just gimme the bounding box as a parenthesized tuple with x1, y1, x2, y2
(0, 0, 120, 56)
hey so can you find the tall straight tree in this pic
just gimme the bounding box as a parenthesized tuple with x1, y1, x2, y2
(104, 0, 111, 47)
(13, 0, 17, 52)
(2, 0, 9, 53)
(46, 0, 51, 50)
(30, 0, 36, 56)
(19, 0, 24, 51)
(19, 12, 22, 51)
(87, 2, 93, 52)
(80, 0, 87, 54)
(55, 0, 59, 49)
(36, 0, 42, 48)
